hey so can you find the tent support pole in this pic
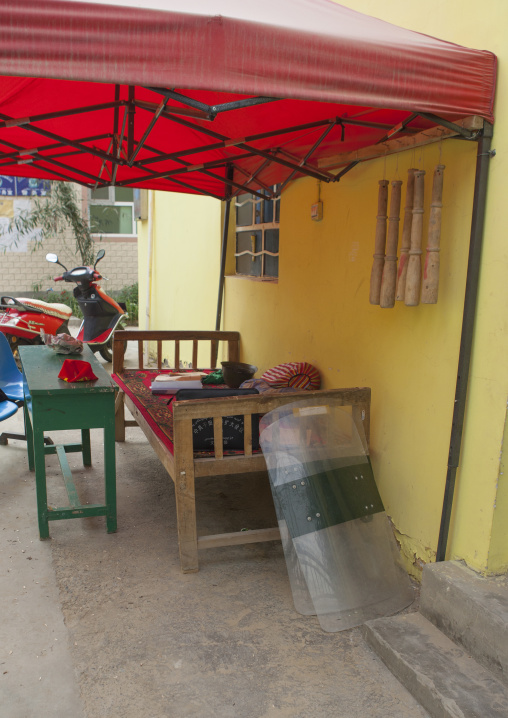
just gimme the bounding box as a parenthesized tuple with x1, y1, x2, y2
(215, 165, 234, 332)
(436, 122, 494, 562)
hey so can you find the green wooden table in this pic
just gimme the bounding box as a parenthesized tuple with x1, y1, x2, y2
(19, 344, 117, 539)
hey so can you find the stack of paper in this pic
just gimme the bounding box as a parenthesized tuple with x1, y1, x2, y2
(151, 372, 205, 394)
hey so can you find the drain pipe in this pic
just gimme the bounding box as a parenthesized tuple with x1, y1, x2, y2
(436, 123, 494, 562)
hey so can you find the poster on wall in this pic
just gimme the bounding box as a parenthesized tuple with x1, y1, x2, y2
(0, 175, 51, 197)
(0, 198, 42, 252)
(0, 175, 49, 251)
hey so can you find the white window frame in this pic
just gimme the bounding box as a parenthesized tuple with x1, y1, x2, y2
(235, 186, 280, 279)
(89, 187, 136, 237)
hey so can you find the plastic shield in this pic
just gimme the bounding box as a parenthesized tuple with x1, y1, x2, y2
(260, 400, 413, 632)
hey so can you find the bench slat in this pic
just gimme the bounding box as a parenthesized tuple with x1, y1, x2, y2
(213, 418, 223, 459)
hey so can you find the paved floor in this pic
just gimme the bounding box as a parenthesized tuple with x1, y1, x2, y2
(0, 343, 429, 718)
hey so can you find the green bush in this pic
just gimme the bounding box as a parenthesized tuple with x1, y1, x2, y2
(115, 283, 138, 324)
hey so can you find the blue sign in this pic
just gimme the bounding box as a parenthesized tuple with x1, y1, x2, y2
(0, 175, 51, 197)
(0, 176, 16, 196)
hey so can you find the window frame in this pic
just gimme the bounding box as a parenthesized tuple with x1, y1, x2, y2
(234, 187, 280, 279)
(89, 187, 136, 237)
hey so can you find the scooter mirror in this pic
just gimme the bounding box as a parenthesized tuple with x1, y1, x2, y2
(94, 248, 105, 267)
(46, 253, 68, 270)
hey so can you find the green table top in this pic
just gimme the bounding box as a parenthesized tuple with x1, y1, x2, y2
(19, 344, 115, 396)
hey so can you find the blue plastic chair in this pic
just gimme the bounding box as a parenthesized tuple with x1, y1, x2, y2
(0, 332, 24, 403)
(0, 333, 52, 445)
(0, 397, 18, 421)
(0, 394, 21, 445)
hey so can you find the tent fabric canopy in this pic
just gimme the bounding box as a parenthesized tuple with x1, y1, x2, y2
(0, 0, 496, 198)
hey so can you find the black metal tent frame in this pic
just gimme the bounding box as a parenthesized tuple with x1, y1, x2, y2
(0, 88, 435, 196)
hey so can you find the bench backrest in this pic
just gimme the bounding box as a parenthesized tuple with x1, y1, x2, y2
(113, 330, 240, 374)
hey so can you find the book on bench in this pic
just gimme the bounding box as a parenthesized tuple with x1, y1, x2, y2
(151, 372, 205, 394)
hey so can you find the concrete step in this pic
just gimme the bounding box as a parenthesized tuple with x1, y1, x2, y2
(362, 612, 508, 718)
(420, 561, 508, 686)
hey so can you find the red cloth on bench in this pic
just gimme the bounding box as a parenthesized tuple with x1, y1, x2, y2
(113, 369, 179, 453)
(112, 369, 261, 457)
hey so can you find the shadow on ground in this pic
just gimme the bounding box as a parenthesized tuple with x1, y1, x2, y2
(0, 341, 426, 718)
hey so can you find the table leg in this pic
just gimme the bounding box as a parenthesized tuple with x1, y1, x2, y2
(81, 429, 92, 466)
(115, 390, 126, 442)
(104, 420, 117, 534)
(23, 403, 34, 472)
(33, 427, 50, 539)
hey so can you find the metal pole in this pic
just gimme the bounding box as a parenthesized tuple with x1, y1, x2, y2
(144, 190, 154, 366)
(436, 123, 494, 562)
(215, 165, 234, 331)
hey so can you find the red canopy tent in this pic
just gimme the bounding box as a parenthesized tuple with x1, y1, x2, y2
(0, 0, 498, 561)
(0, 0, 497, 198)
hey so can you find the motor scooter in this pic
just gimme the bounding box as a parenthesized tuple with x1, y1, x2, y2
(0, 249, 127, 365)
(46, 248, 127, 362)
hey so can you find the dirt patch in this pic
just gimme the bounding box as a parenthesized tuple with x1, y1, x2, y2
(48, 427, 426, 718)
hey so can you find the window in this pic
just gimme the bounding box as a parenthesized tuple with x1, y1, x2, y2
(89, 187, 135, 236)
(235, 186, 279, 278)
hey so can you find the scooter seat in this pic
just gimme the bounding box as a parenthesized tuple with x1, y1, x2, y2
(16, 298, 73, 321)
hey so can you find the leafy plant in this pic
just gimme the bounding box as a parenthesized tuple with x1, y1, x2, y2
(115, 283, 138, 324)
(1, 181, 95, 264)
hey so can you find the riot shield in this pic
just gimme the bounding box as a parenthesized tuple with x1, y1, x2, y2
(260, 400, 413, 632)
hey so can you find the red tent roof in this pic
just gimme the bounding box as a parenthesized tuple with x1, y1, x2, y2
(0, 0, 496, 198)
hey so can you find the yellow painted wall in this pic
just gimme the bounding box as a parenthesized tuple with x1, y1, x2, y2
(138, 190, 221, 365)
(339, 0, 508, 575)
(140, 0, 508, 577)
(221, 1, 508, 576)
(225, 143, 476, 576)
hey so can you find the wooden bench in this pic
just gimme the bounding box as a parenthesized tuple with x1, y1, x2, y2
(113, 330, 371, 573)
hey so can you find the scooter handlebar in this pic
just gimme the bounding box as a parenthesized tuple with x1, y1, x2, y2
(53, 275, 64, 281)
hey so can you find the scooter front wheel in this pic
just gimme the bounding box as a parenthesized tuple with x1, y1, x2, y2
(99, 336, 127, 363)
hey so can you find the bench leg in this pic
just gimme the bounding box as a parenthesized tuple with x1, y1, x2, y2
(115, 390, 126, 442)
(174, 465, 198, 573)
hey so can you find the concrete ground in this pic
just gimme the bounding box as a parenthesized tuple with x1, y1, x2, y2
(1, 342, 429, 718)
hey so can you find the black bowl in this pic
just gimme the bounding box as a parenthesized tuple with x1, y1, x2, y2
(221, 361, 257, 388)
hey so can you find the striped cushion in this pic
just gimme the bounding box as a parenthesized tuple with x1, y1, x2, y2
(261, 362, 321, 391)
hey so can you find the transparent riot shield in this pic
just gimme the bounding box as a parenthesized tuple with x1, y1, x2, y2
(260, 400, 413, 632)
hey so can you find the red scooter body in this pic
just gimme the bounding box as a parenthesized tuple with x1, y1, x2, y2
(0, 295, 72, 358)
